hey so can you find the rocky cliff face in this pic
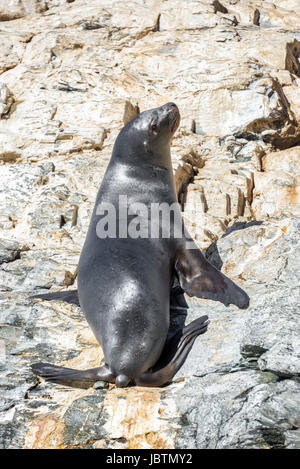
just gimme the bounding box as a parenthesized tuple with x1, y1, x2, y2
(0, 0, 299, 449)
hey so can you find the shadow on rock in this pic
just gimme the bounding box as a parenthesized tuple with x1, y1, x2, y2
(205, 220, 264, 269)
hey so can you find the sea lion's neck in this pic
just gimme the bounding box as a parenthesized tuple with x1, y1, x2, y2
(104, 150, 177, 200)
(112, 140, 173, 171)
(151, 146, 173, 173)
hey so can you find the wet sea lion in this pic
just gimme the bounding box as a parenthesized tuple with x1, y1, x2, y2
(32, 103, 249, 387)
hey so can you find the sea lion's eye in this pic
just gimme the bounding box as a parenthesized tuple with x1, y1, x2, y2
(151, 123, 159, 134)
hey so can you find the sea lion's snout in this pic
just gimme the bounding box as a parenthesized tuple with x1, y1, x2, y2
(164, 102, 178, 110)
(161, 102, 180, 134)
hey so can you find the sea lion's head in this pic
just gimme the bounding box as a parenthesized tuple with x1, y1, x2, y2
(113, 103, 180, 168)
(139, 101, 180, 138)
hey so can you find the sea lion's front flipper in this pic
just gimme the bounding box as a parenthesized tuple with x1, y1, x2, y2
(135, 315, 209, 387)
(175, 246, 249, 309)
(31, 362, 115, 386)
(31, 289, 79, 306)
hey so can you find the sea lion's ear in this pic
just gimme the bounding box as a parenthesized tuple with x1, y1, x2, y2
(175, 247, 249, 309)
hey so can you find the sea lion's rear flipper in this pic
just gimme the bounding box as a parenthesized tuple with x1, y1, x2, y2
(135, 315, 209, 387)
(31, 289, 79, 306)
(31, 362, 115, 385)
(175, 246, 249, 309)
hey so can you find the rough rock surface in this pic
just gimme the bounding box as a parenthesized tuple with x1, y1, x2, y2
(0, 0, 299, 449)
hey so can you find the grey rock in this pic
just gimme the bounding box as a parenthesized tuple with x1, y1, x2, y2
(93, 381, 109, 390)
(174, 375, 300, 449)
(0, 239, 22, 264)
(258, 339, 300, 378)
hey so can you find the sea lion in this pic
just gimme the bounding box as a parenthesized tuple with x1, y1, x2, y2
(32, 102, 249, 387)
